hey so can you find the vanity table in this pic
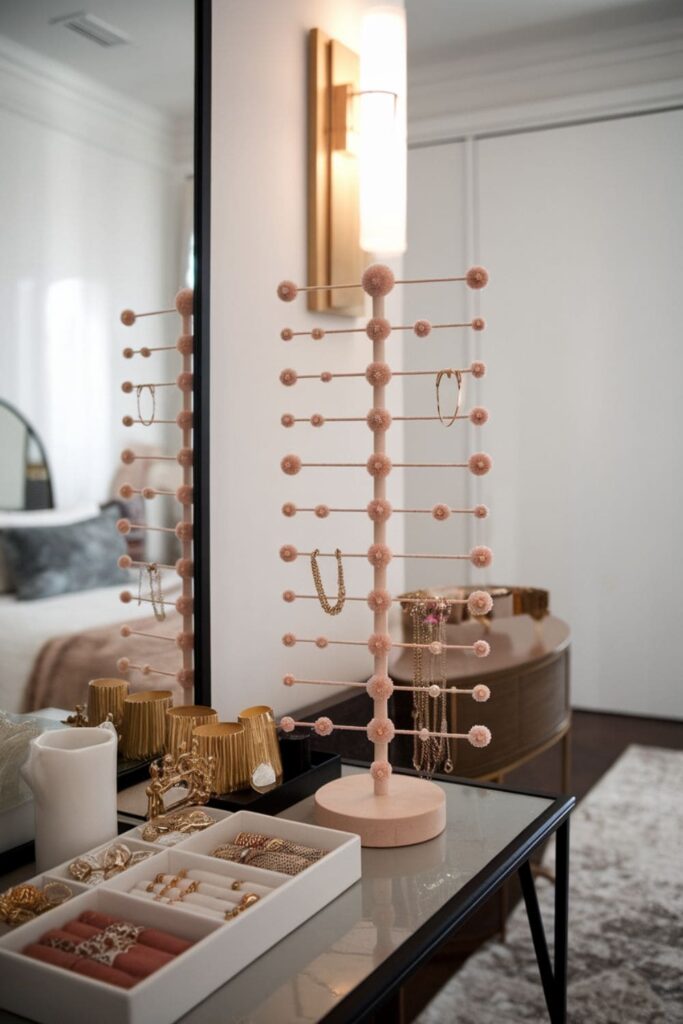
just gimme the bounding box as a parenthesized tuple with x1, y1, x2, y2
(0, 767, 573, 1024)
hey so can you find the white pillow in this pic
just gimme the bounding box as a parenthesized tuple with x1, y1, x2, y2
(0, 504, 100, 593)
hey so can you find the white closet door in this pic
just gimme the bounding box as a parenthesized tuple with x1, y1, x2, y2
(475, 109, 683, 717)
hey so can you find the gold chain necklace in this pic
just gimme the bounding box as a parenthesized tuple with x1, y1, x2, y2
(411, 599, 454, 777)
(310, 548, 346, 615)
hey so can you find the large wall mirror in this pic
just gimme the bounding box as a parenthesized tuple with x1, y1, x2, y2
(0, 1, 210, 762)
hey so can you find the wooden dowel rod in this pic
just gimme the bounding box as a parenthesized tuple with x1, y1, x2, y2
(286, 507, 480, 515)
(126, 523, 176, 533)
(299, 461, 469, 468)
(121, 594, 177, 607)
(291, 551, 471, 560)
(126, 662, 177, 678)
(284, 720, 474, 740)
(125, 630, 177, 642)
(125, 382, 176, 388)
(132, 308, 176, 318)
(287, 321, 476, 338)
(124, 419, 177, 425)
(292, 638, 479, 650)
(288, 414, 471, 423)
(293, 367, 476, 380)
(284, 593, 469, 604)
(297, 274, 469, 292)
(127, 559, 177, 570)
(285, 677, 478, 694)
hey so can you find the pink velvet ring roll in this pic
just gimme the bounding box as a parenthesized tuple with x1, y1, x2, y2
(78, 911, 192, 956)
(24, 941, 137, 989)
(40, 925, 172, 979)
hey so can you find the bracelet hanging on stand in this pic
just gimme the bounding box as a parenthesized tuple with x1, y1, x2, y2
(310, 548, 346, 616)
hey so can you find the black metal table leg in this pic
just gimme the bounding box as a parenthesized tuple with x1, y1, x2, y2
(519, 859, 556, 1021)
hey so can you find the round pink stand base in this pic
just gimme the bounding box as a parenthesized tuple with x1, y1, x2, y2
(314, 773, 446, 847)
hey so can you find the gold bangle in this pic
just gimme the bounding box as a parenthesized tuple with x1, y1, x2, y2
(310, 548, 346, 615)
(435, 369, 463, 427)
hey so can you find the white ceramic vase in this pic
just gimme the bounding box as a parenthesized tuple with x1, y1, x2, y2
(21, 721, 118, 872)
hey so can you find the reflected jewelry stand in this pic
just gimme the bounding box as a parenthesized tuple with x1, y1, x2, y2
(116, 289, 195, 705)
(276, 264, 493, 847)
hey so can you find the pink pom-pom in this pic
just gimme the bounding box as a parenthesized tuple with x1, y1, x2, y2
(413, 319, 431, 337)
(472, 317, 486, 332)
(177, 668, 194, 688)
(474, 504, 489, 519)
(176, 631, 194, 651)
(471, 360, 487, 379)
(119, 484, 134, 499)
(121, 381, 133, 394)
(176, 558, 194, 579)
(142, 487, 157, 500)
(310, 413, 324, 427)
(120, 449, 135, 465)
(315, 636, 328, 649)
(176, 334, 193, 355)
(175, 288, 194, 317)
(473, 684, 491, 703)
(140, 347, 151, 358)
(367, 717, 396, 743)
(177, 371, 193, 393)
(280, 544, 298, 562)
(367, 454, 392, 478)
(120, 590, 132, 604)
(468, 724, 492, 748)
(120, 625, 131, 638)
(314, 717, 334, 737)
(367, 499, 392, 523)
(175, 522, 193, 542)
(177, 448, 193, 467)
(473, 639, 491, 658)
(362, 264, 395, 297)
(471, 545, 493, 568)
(282, 502, 297, 517)
(116, 518, 131, 534)
(283, 673, 295, 686)
(175, 596, 194, 615)
(320, 371, 332, 383)
(367, 674, 394, 700)
(366, 317, 391, 342)
(311, 327, 325, 340)
(370, 760, 392, 782)
(468, 590, 493, 616)
(365, 362, 392, 387)
(281, 453, 302, 475)
(468, 452, 492, 476)
(366, 408, 392, 432)
(281, 413, 295, 428)
(367, 543, 392, 568)
(122, 348, 134, 360)
(277, 281, 298, 302)
(120, 309, 136, 326)
(314, 504, 329, 518)
(118, 555, 132, 569)
(176, 410, 193, 430)
(280, 328, 293, 342)
(282, 590, 295, 603)
(368, 633, 392, 655)
(470, 406, 489, 426)
(428, 684, 441, 698)
(432, 503, 450, 521)
(280, 716, 296, 733)
(418, 727, 430, 742)
(466, 266, 489, 290)
(429, 641, 444, 656)
(117, 657, 130, 672)
(176, 484, 193, 506)
(367, 589, 392, 612)
(282, 633, 296, 647)
(279, 368, 297, 386)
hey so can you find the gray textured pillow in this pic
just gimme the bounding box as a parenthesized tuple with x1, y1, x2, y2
(0, 506, 128, 600)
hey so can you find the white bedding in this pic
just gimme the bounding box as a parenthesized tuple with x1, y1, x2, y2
(0, 581, 179, 713)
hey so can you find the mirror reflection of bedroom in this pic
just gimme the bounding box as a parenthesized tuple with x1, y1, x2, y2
(0, 0, 194, 720)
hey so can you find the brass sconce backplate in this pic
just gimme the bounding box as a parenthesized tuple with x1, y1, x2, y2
(308, 28, 365, 317)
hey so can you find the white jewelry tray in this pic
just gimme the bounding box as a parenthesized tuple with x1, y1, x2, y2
(0, 808, 362, 1024)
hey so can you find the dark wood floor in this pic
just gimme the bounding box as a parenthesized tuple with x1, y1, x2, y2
(399, 708, 683, 1023)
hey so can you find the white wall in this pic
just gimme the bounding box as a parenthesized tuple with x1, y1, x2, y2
(405, 110, 683, 718)
(210, 0, 405, 718)
(0, 36, 183, 509)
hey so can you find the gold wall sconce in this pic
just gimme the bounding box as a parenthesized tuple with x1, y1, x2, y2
(307, 7, 407, 317)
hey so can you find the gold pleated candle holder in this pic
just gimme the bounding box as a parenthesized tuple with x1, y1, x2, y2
(166, 705, 218, 758)
(120, 690, 173, 760)
(238, 705, 284, 793)
(193, 722, 249, 795)
(87, 678, 129, 727)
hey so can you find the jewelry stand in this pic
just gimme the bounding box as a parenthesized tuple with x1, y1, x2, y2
(116, 289, 195, 704)
(276, 264, 493, 847)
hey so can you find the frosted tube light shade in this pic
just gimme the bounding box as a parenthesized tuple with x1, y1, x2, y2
(359, 5, 407, 256)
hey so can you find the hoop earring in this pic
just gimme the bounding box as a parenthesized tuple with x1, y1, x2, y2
(310, 548, 346, 616)
(138, 562, 166, 621)
(435, 369, 463, 427)
(136, 384, 157, 426)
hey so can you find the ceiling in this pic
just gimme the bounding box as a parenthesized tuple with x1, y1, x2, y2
(0, 0, 193, 118)
(406, 0, 683, 64)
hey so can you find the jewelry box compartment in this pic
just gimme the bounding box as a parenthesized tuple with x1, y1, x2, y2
(0, 811, 361, 1024)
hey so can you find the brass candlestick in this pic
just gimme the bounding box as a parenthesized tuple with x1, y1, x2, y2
(88, 678, 129, 728)
(238, 705, 283, 793)
(192, 722, 248, 795)
(120, 690, 173, 760)
(166, 705, 218, 758)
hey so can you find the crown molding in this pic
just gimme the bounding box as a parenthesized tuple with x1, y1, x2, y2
(409, 18, 683, 143)
(0, 34, 177, 170)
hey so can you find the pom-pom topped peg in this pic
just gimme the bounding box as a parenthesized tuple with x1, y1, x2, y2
(466, 266, 489, 289)
(362, 264, 395, 297)
(277, 281, 298, 302)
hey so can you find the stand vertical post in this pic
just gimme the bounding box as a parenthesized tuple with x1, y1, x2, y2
(371, 291, 389, 795)
(180, 305, 193, 706)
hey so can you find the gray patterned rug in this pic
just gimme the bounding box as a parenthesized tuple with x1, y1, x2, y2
(417, 745, 683, 1024)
